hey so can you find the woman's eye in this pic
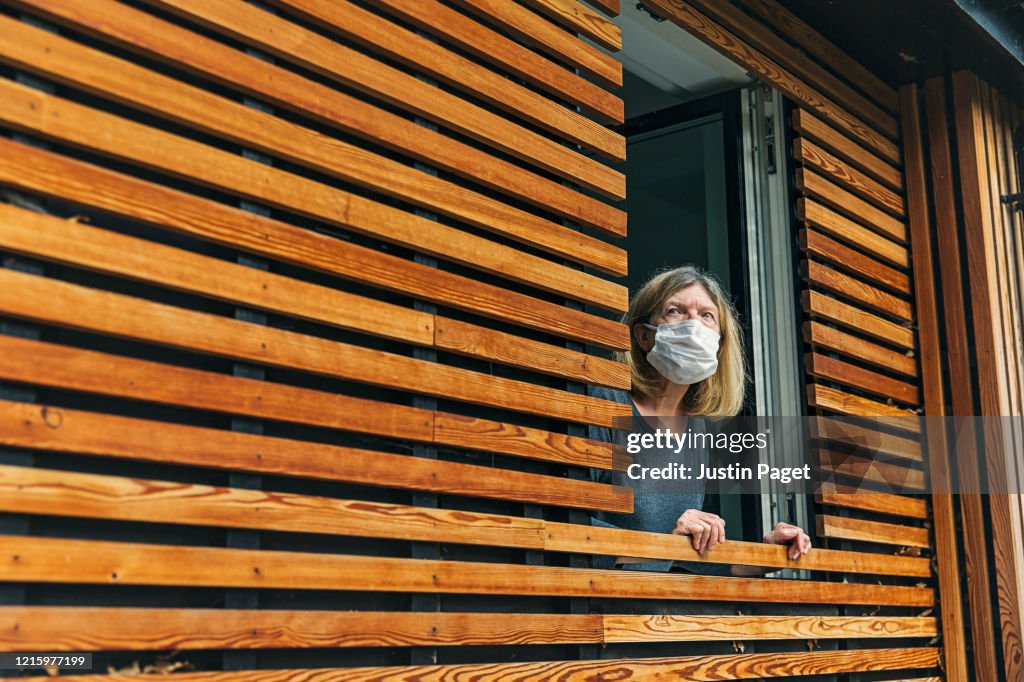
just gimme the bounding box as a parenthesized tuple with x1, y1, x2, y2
(703, 312, 716, 320)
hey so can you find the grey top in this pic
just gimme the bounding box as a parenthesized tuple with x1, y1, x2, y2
(588, 385, 732, 576)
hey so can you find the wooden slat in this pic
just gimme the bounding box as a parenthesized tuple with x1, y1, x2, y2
(16, 0, 626, 195)
(364, 0, 623, 122)
(586, 0, 619, 17)
(0, 78, 627, 282)
(900, 81, 969, 681)
(818, 515, 930, 548)
(0, 203, 629, 390)
(686, 0, 898, 139)
(447, 0, 622, 87)
(0, 607, 936, 651)
(818, 451, 926, 492)
(0, 138, 630, 351)
(267, 0, 625, 166)
(645, 0, 900, 164)
(0, 535, 935, 605)
(798, 199, 908, 268)
(803, 291, 914, 350)
(0, 268, 630, 427)
(817, 483, 929, 520)
(808, 385, 918, 420)
(801, 229, 910, 294)
(0, 339, 619, 472)
(795, 138, 904, 216)
(793, 109, 903, 190)
(0, 403, 628, 513)
(0, 607, 603, 650)
(810, 418, 923, 463)
(518, 0, 621, 51)
(805, 322, 916, 378)
(0, 461, 931, 577)
(734, 0, 899, 114)
(797, 169, 907, 242)
(6, 648, 942, 680)
(806, 353, 919, 406)
(603, 614, 936, 642)
(806, 262, 913, 321)
(0, 12, 627, 242)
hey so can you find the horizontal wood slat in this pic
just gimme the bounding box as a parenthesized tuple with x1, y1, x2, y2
(0, 462, 931, 577)
(811, 419, 923, 463)
(818, 451, 926, 492)
(801, 229, 910, 294)
(818, 515, 931, 548)
(795, 138, 905, 216)
(798, 199, 909, 268)
(808, 385, 919, 420)
(806, 353, 919, 405)
(0, 340, 620, 473)
(0, 607, 936, 651)
(818, 484, 929, 520)
(793, 110, 903, 190)
(797, 169, 907, 243)
(806, 261, 913, 321)
(0, 203, 630, 390)
(15, 0, 627, 195)
(686, 0, 898, 139)
(645, 0, 900, 165)
(0, 535, 935, 605)
(518, 0, 622, 51)
(2, 648, 942, 680)
(0, 268, 630, 427)
(447, 0, 622, 87)
(0, 77, 628, 280)
(0, 403, 629, 514)
(803, 291, 914, 350)
(363, 0, 623, 123)
(268, 0, 624, 165)
(735, 0, 899, 114)
(0, 138, 630, 350)
(805, 322, 917, 378)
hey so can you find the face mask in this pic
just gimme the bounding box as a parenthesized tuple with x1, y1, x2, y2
(643, 319, 720, 385)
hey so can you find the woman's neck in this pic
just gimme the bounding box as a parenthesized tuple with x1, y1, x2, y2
(633, 381, 689, 417)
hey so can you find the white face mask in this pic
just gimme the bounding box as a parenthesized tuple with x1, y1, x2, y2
(643, 319, 720, 385)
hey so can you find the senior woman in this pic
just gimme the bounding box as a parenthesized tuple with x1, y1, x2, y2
(589, 265, 811, 576)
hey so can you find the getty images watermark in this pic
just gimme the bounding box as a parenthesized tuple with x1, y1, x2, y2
(608, 415, 1024, 495)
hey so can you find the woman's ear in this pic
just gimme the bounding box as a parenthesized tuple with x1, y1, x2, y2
(633, 322, 654, 353)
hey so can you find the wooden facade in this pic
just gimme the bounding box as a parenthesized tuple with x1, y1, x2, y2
(0, 0, 1019, 680)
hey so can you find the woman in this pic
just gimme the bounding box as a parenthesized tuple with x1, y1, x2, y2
(589, 265, 811, 576)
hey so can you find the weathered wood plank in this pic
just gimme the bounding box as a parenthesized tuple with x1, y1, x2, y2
(447, 0, 622, 86)
(805, 322, 917, 378)
(0, 138, 630, 350)
(0, 535, 935, 605)
(817, 514, 930, 548)
(603, 614, 936, 642)
(0, 339, 618, 471)
(0, 77, 628, 279)
(793, 109, 903, 190)
(0, 203, 629, 389)
(364, 0, 623, 122)
(0, 461, 930, 577)
(0, 268, 630, 427)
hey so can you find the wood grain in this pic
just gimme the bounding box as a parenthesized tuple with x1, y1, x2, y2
(800, 229, 910, 294)
(0, 138, 630, 350)
(818, 483, 929, 519)
(0, 77, 628, 279)
(0, 535, 935, 605)
(817, 514, 930, 548)
(797, 169, 907, 242)
(806, 353, 919, 406)
(805, 322, 917, 378)
(803, 290, 914, 349)
(518, 0, 621, 51)
(364, 0, 623, 122)
(0, 339, 619, 472)
(806, 261, 913, 321)
(795, 138, 904, 216)
(798, 199, 908, 268)
(793, 109, 902, 190)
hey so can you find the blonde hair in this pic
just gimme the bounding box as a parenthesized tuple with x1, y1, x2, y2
(618, 265, 747, 417)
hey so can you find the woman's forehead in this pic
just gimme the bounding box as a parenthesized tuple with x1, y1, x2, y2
(664, 284, 717, 309)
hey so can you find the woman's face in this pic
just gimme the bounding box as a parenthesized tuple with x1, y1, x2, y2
(635, 283, 721, 352)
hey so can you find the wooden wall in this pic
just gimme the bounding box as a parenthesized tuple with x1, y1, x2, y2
(0, 0, 950, 679)
(903, 67, 1024, 682)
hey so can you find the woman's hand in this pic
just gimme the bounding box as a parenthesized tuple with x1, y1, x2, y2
(672, 508, 726, 555)
(763, 521, 811, 560)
